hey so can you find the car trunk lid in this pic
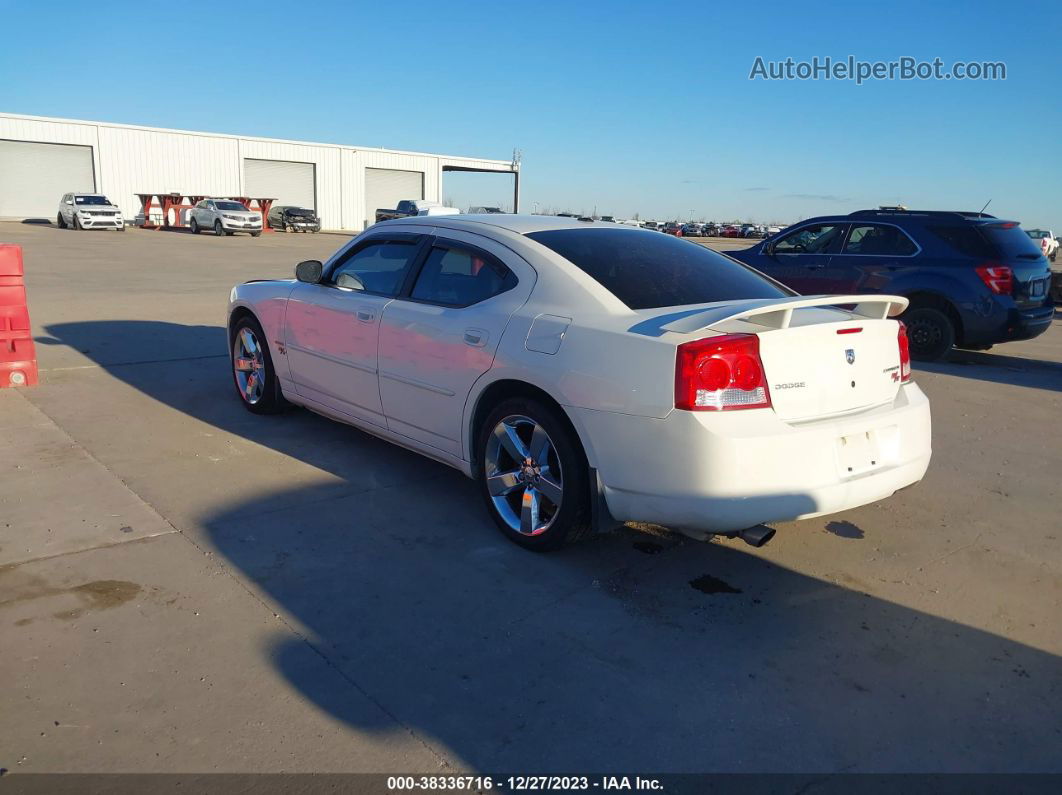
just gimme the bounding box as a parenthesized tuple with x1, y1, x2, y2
(756, 316, 902, 421)
(658, 294, 908, 422)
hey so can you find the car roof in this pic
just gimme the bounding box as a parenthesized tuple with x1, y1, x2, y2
(795, 210, 1020, 227)
(375, 213, 627, 235)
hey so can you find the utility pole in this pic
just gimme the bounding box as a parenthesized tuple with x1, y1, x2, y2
(511, 148, 522, 214)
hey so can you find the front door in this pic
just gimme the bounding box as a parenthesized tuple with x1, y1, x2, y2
(757, 222, 846, 294)
(283, 235, 425, 427)
(377, 232, 532, 458)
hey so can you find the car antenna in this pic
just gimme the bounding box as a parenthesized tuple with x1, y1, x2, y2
(979, 198, 992, 216)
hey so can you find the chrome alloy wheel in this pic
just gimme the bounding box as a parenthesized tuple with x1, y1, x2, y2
(484, 415, 563, 536)
(232, 327, 266, 405)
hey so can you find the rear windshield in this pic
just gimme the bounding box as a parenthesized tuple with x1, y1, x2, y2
(526, 228, 792, 309)
(982, 224, 1046, 260)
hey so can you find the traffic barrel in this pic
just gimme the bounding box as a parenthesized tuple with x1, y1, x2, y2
(0, 244, 38, 388)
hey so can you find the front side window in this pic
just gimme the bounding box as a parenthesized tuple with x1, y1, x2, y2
(773, 223, 844, 254)
(330, 239, 420, 296)
(843, 224, 918, 256)
(410, 245, 517, 306)
(526, 228, 791, 310)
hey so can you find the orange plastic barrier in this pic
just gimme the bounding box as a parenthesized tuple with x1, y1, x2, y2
(0, 244, 38, 388)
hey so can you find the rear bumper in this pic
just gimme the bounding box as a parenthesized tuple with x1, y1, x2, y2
(1002, 305, 1054, 341)
(571, 384, 932, 533)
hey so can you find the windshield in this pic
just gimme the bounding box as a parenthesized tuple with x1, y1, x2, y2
(527, 227, 792, 310)
(74, 195, 111, 205)
(1024, 229, 1046, 239)
(215, 201, 247, 211)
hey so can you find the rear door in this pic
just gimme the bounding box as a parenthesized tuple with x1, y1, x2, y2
(377, 232, 533, 457)
(825, 222, 921, 293)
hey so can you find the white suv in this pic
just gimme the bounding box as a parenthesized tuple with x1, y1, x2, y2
(189, 199, 262, 237)
(57, 193, 125, 231)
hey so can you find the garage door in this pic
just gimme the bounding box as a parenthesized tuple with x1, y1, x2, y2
(364, 168, 424, 227)
(244, 159, 316, 210)
(0, 140, 95, 220)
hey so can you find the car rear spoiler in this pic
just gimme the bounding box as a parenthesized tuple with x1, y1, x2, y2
(659, 294, 909, 334)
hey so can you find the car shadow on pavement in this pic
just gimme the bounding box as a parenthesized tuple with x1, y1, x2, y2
(40, 320, 1062, 773)
(916, 347, 1062, 393)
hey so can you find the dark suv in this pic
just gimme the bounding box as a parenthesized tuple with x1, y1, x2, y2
(728, 209, 1054, 360)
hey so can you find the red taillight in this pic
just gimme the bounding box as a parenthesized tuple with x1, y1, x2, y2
(675, 334, 772, 411)
(897, 321, 911, 383)
(836, 327, 863, 335)
(975, 263, 1013, 295)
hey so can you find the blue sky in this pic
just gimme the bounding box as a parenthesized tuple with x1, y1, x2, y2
(2, 0, 1059, 225)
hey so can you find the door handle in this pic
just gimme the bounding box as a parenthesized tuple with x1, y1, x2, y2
(356, 310, 375, 323)
(463, 329, 488, 347)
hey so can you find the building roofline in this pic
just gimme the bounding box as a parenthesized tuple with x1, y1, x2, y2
(0, 111, 516, 169)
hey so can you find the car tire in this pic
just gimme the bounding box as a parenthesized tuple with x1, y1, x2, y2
(72, 214, 81, 230)
(56, 213, 67, 229)
(477, 397, 592, 551)
(190, 218, 199, 234)
(214, 220, 225, 237)
(902, 306, 955, 361)
(251, 231, 261, 237)
(230, 315, 288, 415)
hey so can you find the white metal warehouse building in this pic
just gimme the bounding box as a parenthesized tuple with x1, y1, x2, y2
(0, 112, 518, 231)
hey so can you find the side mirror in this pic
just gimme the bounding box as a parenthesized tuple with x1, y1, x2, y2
(295, 260, 324, 284)
(763, 241, 775, 256)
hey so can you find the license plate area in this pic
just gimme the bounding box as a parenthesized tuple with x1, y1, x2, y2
(1028, 278, 1046, 298)
(836, 430, 881, 477)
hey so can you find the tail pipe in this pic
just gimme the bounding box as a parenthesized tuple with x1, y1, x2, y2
(737, 525, 776, 548)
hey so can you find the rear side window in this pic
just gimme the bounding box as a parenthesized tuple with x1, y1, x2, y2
(928, 225, 996, 258)
(410, 245, 517, 306)
(526, 228, 792, 310)
(844, 224, 918, 256)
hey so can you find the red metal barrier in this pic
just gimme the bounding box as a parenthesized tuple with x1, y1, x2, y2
(0, 244, 38, 388)
(229, 197, 276, 233)
(136, 193, 275, 231)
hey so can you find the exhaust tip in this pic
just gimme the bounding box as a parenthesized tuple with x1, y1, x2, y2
(738, 525, 776, 548)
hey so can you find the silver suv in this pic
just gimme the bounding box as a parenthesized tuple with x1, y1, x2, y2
(57, 193, 125, 231)
(189, 200, 262, 237)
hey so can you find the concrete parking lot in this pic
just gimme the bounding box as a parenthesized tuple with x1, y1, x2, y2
(1, 221, 1060, 774)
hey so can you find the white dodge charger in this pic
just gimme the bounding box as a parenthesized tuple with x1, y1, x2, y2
(227, 215, 931, 550)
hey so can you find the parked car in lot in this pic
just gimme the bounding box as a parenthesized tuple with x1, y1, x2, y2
(469, 206, 505, 214)
(56, 193, 124, 231)
(719, 224, 741, 238)
(701, 223, 719, 236)
(376, 199, 459, 224)
(267, 205, 321, 233)
(683, 222, 704, 237)
(227, 216, 931, 550)
(1025, 228, 1057, 261)
(598, 215, 617, 223)
(189, 199, 262, 236)
(662, 222, 684, 236)
(728, 209, 1054, 360)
